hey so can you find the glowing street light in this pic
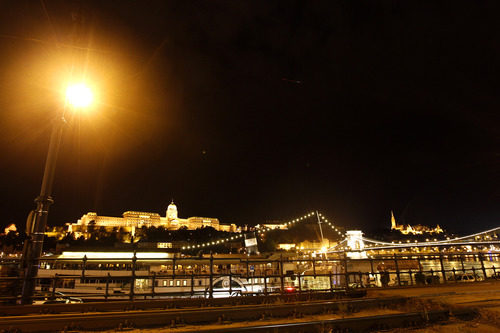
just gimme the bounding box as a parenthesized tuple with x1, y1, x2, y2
(21, 83, 94, 304)
(65, 83, 93, 108)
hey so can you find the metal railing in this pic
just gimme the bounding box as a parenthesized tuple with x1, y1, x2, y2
(1, 251, 499, 304)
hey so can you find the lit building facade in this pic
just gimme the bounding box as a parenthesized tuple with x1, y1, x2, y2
(2, 224, 17, 235)
(255, 223, 288, 230)
(277, 239, 336, 252)
(390, 211, 443, 235)
(67, 202, 239, 238)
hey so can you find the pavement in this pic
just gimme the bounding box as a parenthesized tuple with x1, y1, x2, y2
(367, 280, 500, 308)
(369, 281, 500, 333)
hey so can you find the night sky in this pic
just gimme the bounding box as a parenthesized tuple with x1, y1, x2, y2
(0, 1, 498, 235)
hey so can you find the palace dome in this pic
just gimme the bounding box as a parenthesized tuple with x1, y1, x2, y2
(166, 201, 178, 220)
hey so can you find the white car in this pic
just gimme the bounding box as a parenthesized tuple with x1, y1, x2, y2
(204, 277, 247, 298)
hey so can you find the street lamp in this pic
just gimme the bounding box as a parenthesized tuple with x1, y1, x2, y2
(20, 83, 93, 304)
(65, 83, 93, 108)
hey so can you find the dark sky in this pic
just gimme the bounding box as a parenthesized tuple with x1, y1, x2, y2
(0, 1, 498, 235)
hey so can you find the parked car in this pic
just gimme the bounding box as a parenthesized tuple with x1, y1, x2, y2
(348, 282, 364, 289)
(204, 277, 248, 298)
(425, 275, 440, 285)
(448, 273, 482, 282)
(33, 291, 83, 305)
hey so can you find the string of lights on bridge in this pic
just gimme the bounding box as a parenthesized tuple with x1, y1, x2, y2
(181, 233, 245, 250)
(181, 213, 499, 252)
(181, 211, 345, 251)
(317, 213, 345, 237)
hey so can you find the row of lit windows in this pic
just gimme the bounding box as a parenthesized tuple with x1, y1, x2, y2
(155, 279, 204, 287)
(80, 279, 123, 284)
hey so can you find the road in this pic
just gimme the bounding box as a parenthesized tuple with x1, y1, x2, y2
(85, 281, 500, 332)
(3, 281, 500, 332)
(367, 280, 500, 307)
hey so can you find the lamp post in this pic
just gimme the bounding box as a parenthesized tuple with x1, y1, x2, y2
(20, 84, 93, 304)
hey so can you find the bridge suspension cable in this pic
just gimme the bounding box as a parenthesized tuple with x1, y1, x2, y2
(182, 211, 316, 250)
(182, 211, 345, 250)
(317, 213, 345, 238)
(361, 226, 500, 249)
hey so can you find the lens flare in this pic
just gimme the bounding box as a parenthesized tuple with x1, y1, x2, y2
(66, 84, 93, 108)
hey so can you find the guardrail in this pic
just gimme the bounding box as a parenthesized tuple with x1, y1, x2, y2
(1, 251, 499, 304)
(0, 296, 409, 332)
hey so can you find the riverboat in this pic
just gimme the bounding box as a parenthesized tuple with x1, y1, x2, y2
(37, 251, 269, 298)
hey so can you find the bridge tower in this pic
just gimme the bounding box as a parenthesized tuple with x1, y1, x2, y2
(346, 230, 367, 259)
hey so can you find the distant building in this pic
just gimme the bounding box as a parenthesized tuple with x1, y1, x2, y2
(255, 221, 288, 230)
(390, 211, 443, 235)
(45, 226, 67, 240)
(2, 224, 17, 235)
(65, 201, 240, 239)
(278, 243, 296, 251)
(297, 239, 332, 252)
(277, 239, 336, 252)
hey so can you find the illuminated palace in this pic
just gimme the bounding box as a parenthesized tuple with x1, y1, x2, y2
(390, 211, 443, 235)
(67, 201, 240, 238)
